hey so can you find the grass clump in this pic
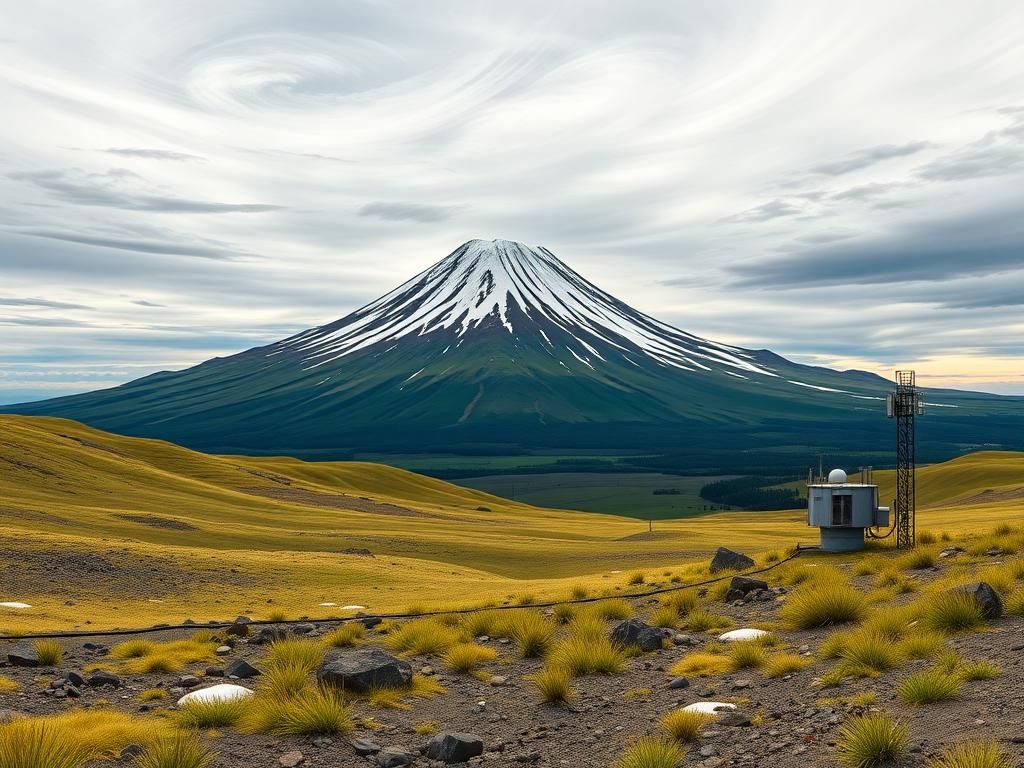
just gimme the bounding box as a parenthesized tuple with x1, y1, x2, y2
(839, 632, 903, 676)
(615, 737, 685, 768)
(683, 608, 733, 632)
(245, 686, 352, 736)
(957, 659, 1001, 681)
(898, 631, 946, 660)
(659, 709, 712, 743)
(137, 688, 167, 703)
(323, 623, 364, 648)
(442, 642, 496, 673)
(592, 599, 632, 621)
(413, 721, 439, 735)
(899, 548, 938, 570)
(112, 638, 215, 674)
(665, 590, 698, 616)
(670, 652, 731, 677)
(1004, 589, 1024, 616)
(763, 653, 812, 678)
(928, 740, 1013, 768)
(267, 638, 323, 674)
(506, 611, 556, 658)
(552, 603, 576, 624)
(781, 581, 867, 629)
(570, 584, 589, 599)
(261, 661, 311, 698)
(34, 640, 64, 667)
(0, 676, 19, 693)
(532, 667, 576, 704)
(386, 618, 461, 656)
(176, 698, 248, 728)
(134, 735, 215, 768)
(462, 610, 504, 639)
(651, 606, 679, 629)
(111, 639, 155, 659)
(898, 669, 960, 705)
(729, 641, 767, 670)
(923, 592, 985, 633)
(835, 712, 908, 768)
(548, 635, 625, 676)
(627, 571, 646, 586)
(0, 719, 91, 768)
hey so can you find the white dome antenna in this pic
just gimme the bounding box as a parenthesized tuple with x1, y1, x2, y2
(827, 468, 848, 484)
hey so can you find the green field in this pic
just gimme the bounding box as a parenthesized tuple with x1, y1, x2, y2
(458, 473, 734, 519)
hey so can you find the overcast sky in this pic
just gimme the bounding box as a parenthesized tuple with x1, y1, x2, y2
(1, 0, 1023, 404)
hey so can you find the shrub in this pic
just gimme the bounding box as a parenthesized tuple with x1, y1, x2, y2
(781, 582, 867, 629)
(267, 638, 324, 674)
(548, 635, 625, 676)
(659, 709, 712, 742)
(386, 618, 461, 656)
(898, 669, 960, 705)
(177, 697, 248, 728)
(593, 599, 632, 621)
(928, 740, 1013, 768)
(615, 737, 684, 768)
(34, 640, 64, 667)
(763, 653, 812, 677)
(442, 643, 497, 673)
(683, 608, 733, 632)
(899, 631, 946, 660)
(923, 592, 985, 633)
(0, 719, 90, 768)
(506, 612, 556, 658)
(134, 735, 214, 768)
(532, 667, 576, 704)
(729, 641, 767, 670)
(670, 652, 731, 677)
(957, 659, 1001, 681)
(835, 713, 908, 768)
(323, 623, 364, 648)
(651, 606, 679, 629)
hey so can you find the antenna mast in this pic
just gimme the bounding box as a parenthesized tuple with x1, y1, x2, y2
(886, 370, 923, 549)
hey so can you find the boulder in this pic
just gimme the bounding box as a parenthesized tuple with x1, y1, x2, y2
(250, 626, 287, 644)
(352, 738, 382, 756)
(725, 575, 768, 602)
(225, 622, 250, 638)
(609, 618, 666, 652)
(177, 683, 253, 706)
(359, 616, 383, 630)
(426, 733, 485, 763)
(7, 645, 39, 667)
(667, 676, 690, 690)
(318, 647, 412, 693)
(225, 658, 261, 679)
(950, 581, 1003, 620)
(709, 547, 754, 573)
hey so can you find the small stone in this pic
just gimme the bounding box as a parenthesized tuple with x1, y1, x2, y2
(215, 645, 232, 656)
(376, 747, 415, 767)
(65, 685, 82, 698)
(732, 679, 752, 690)
(279, 752, 304, 767)
(88, 670, 121, 687)
(64, 671, 86, 687)
(667, 676, 690, 690)
(205, 667, 225, 677)
(351, 738, 382, 756)
(719, 711, 753, 727)
(179, 675, 202, 688)
(225, 658, 261, 679)
(6, 645, 39, 668)
(489, 675, 507, 686)
(426, 733, 485, 763)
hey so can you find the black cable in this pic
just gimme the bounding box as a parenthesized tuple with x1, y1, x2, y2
(0, 549, 803, 642)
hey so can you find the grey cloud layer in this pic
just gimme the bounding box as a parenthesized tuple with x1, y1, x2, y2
(0, 0, 1022, 400)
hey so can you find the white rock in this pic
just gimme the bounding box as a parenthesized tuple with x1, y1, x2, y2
(0, 602, 31, 609)
(177, 683, 253, 707)
(682, 702, 737, 715)
(718, 628, 770, 642)
(341, 604, 366, 611)
(319, 602, 337, 607)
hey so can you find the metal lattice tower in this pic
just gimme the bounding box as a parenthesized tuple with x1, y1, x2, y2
(887, 370, 923, 549)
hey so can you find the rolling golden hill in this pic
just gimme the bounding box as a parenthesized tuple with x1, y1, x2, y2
(1, 414, 1020, 632)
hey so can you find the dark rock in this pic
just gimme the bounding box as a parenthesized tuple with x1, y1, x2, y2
(950, 581, 1003, 620)
(426, 733, 485, 763)
(710, 547, 754, 573)
(64, 670, 85, 687)
(205, 666, 225, 677)
(375, 747, 415, 767)
(340, 547, 374, 557)
(719, 711, 753, 727)
(225, 621, 251, 638)
(7, 645, 39, 667)
(725, 575, 769, 602)
(120, 744, 145, 760)
(179, 675, 202, 688)
(667, 676, 690, 690)
(249, 626, 287, 644)
(352, 738, 383, 756)
(609, 618, 666, 652)
(292, 623, 317, 635)
(225, 658, 261, 679)
(88, 670, 121, 687)
(359, 616, 383, 630)
(318, 647, 411, 693)
(65, 685, 82, 698)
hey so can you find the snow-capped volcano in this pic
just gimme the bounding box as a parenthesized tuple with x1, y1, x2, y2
(9, 239, 1018, 460)
(277, 238, 774, 378)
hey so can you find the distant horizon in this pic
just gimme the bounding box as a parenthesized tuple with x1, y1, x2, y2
(2, 2, 1023, 400)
